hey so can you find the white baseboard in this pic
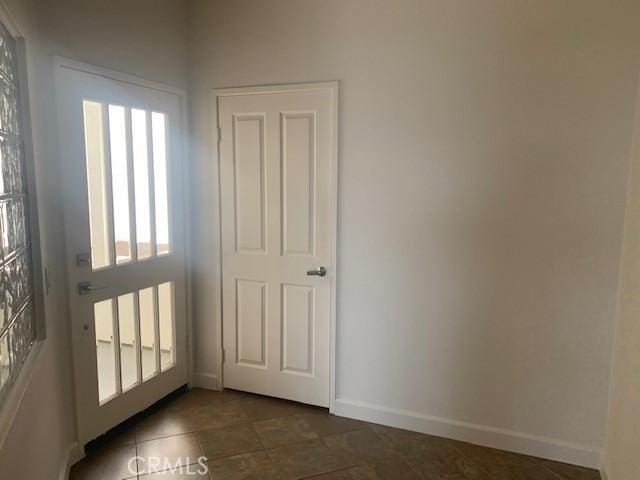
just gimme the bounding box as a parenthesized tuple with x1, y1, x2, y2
(333, 398, 601, 469)
(58, 442, 83, 480)
(191, 372, 220, 391)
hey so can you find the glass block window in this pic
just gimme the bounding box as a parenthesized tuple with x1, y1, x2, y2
(0, 20, 36, 408)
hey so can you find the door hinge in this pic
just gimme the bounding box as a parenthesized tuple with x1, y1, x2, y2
(221, 348, 225, 364)
(217, 126, 222, 146)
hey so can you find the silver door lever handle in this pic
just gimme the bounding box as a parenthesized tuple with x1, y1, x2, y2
(307, 266, 327, 277)
(78, 281, 107, 295)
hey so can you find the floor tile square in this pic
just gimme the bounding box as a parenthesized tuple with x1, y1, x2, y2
(188, 400, 249, 431)
(323, 429, 400, 467)
(138, 468, 211, 478)
(69, 443, 138, 480)
(347, 459, 421, 479)
(253, 415, 318, 448)
(207, 451, 281, 479)
(136, 408, 196, 442)
(197, 423, 263, 460)
(306, 471, 351, 479)
(137, 433, 204, 474)
(269, 439, 344, 479)
(404, 445, 491, 479)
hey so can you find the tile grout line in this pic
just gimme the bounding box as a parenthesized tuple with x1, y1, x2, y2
(134, 427, 139, 480)
(446, 439, 504, 480)
(299, 467, 352, 479)
(190, 422, 212, 480)
(249, 421, 283, 478)
(367, 425, 427, 480)
(446, 440, 571, 480)
(539, 463, 571, 480)
(252, 416, 354, 479)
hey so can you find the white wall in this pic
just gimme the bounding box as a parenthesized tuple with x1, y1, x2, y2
(188, 0, 640, 465)
(0, 1, 77, 478)
(0, 1, 188, 478)
(603, 86, 640, 480)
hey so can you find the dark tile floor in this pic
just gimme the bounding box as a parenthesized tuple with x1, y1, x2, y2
(70, 388, 601, 480)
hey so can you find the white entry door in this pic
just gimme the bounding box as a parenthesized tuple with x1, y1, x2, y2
(216, 83, 338, 407)
(57, 62, 188, 444)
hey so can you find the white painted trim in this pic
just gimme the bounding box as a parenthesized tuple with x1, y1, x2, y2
(53, 56, 186, 97)
(58, 442, 83, 480)
(212, 82, 340, 409)
(328, 83, 339, 413)
(191, 372, 220, 391)
(333, 397, 602, 469)
(212, 81, 340, 98)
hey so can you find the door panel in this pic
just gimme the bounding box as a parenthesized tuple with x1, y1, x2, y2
(233, 114, 266, 253)
(218, 84, 337, 407)
(57, 65, 187, 444)
(281, 283, 314, 375)
(281, 112, 316, 256)
(236, 279, 267, 368)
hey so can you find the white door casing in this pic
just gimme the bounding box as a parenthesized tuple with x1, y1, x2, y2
(56, 60, 188, 444)
(216, 83, 338, 407)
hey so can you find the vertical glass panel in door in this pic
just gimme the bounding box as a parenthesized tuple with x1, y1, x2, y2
(152, 113, 170, 256)
(139, 286, 157, 380)
(82, 101, 113, 270)
(94, 299, 117, 403)
(158, 282, 174, 371)
(117, 293, 138, 391)
(108, 105, 132, 264)
(132, 109, 152, 260)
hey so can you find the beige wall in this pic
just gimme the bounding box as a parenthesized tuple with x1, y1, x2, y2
(188, 0, 640, 462)
(603, 87, 640, 480)
(0, 0, 188, 478)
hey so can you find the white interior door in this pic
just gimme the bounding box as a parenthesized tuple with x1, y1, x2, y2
(56, 63, 188, 444)
(217, 83, 337, 407)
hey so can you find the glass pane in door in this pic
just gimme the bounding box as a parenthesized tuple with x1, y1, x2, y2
(92, 282, 175, 404)
(82, 104, 172, 269)
(94, 299, 116, 403)
(117, 293, 138, 391)
(138, 286, 157, 380)
(132, 109, 152, 260)
(158, 282, 174, 371)
(108, 105, 132, 265)
(82, 101, 112, 269)
(152, 113, 170, 256)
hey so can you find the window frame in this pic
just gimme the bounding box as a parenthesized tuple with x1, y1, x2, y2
(0, 2, 48, 450)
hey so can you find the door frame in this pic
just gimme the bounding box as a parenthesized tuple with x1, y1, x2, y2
(212, 82, 339, 411)
(53, 57, 194, 439)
